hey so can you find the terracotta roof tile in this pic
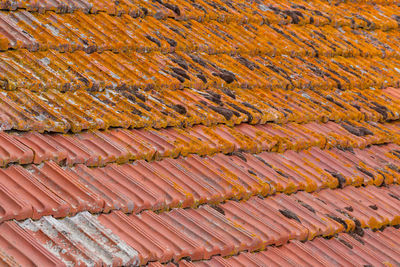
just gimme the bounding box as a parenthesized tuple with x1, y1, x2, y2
(1, 87, 400, 133)
(0, 0, 399, 28)
(1, 49, 400, 91)
(18, 211, 140, 266)
(0, 165, 69, 220)
(183, 227, 400, 266)
(0, 248, 20, 267)
(1, 10, 400, 56)
(1, 0, 400, 265)
(0, 142, 398, 223)
(0, 184, 397, 265)
(0, 118, 397, 167)
(0, 221, 63, 266)
(25, 161, 104, 216)
(0, 131, 33, 165)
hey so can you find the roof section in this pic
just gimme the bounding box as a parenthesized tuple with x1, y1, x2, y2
(1, 51, 400, 91)
(1, 0, 400, 266)
(1, 184, 400, 265)
(0, 87, 399, 132)
(177, 227, 400, 266)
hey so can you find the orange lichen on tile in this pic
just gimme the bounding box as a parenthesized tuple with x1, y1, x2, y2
(1, 44, 400, 92)
(1, 87, 400, 133)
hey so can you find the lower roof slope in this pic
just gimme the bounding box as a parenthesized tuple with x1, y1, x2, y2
(2, 184, 400, 266)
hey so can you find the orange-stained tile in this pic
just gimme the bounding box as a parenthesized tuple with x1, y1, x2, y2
(0, 87, 399, 134)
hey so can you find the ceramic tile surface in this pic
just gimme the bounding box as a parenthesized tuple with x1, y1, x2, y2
(1, 0, 400, 266)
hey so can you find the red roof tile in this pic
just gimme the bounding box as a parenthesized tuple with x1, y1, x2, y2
(1, 0, 400, 265)
(0, 119, 398, 167)
(181, 227, 400, 266)
(0, 142, 399, 224)
(0, 184, 396, 265)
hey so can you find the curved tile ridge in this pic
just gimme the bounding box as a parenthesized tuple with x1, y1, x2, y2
(1, 9, 400, 56)
(1, 87, 399, 132)
(1, 143, 400, 223)
(88, 184, 400, 264)
(0, 0, 398, 28)
(6, 184, 400, 266)
(1, 50, 400, 92)
(177, 227, 400, 267)
(2, 119, 399, 167)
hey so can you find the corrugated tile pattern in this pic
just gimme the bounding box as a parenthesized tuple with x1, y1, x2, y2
(180, 227, 400, 266)
(1, 0, 400, 266)
(1, 50, 400, 91)
(1, 143, 400, 223)
(0, 0, 398, 28)
(94, 184, 400, 264)
(1, 87, 399, 132)
(2, 184, 398, 266)
(2, 11, 400, 56)
(0, 119, 398, 167)
(11, 211, 139, 266)
(0, 1, 399, 94)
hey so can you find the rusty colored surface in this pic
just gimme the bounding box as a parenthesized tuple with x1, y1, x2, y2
(1, 50, 400, 91)
(1, 10, 400, 56)
(0, 87, 399, 133)
(0, 0, 399, 28)
(0, 1, 399, 93)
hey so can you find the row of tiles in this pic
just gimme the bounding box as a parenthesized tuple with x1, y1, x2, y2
(1, 119, 399, 167)
(176, 227, 400, 267)
(2, 184, 400, 266)
(0, 0, 397, 28)
(1, 142, 400, 224)
(2, 9, 400, 57)
(0, 86, 398, 133)
(2, 50, 400, 92)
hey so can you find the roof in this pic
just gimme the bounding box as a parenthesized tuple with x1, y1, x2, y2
(0, 0, 400, 266)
